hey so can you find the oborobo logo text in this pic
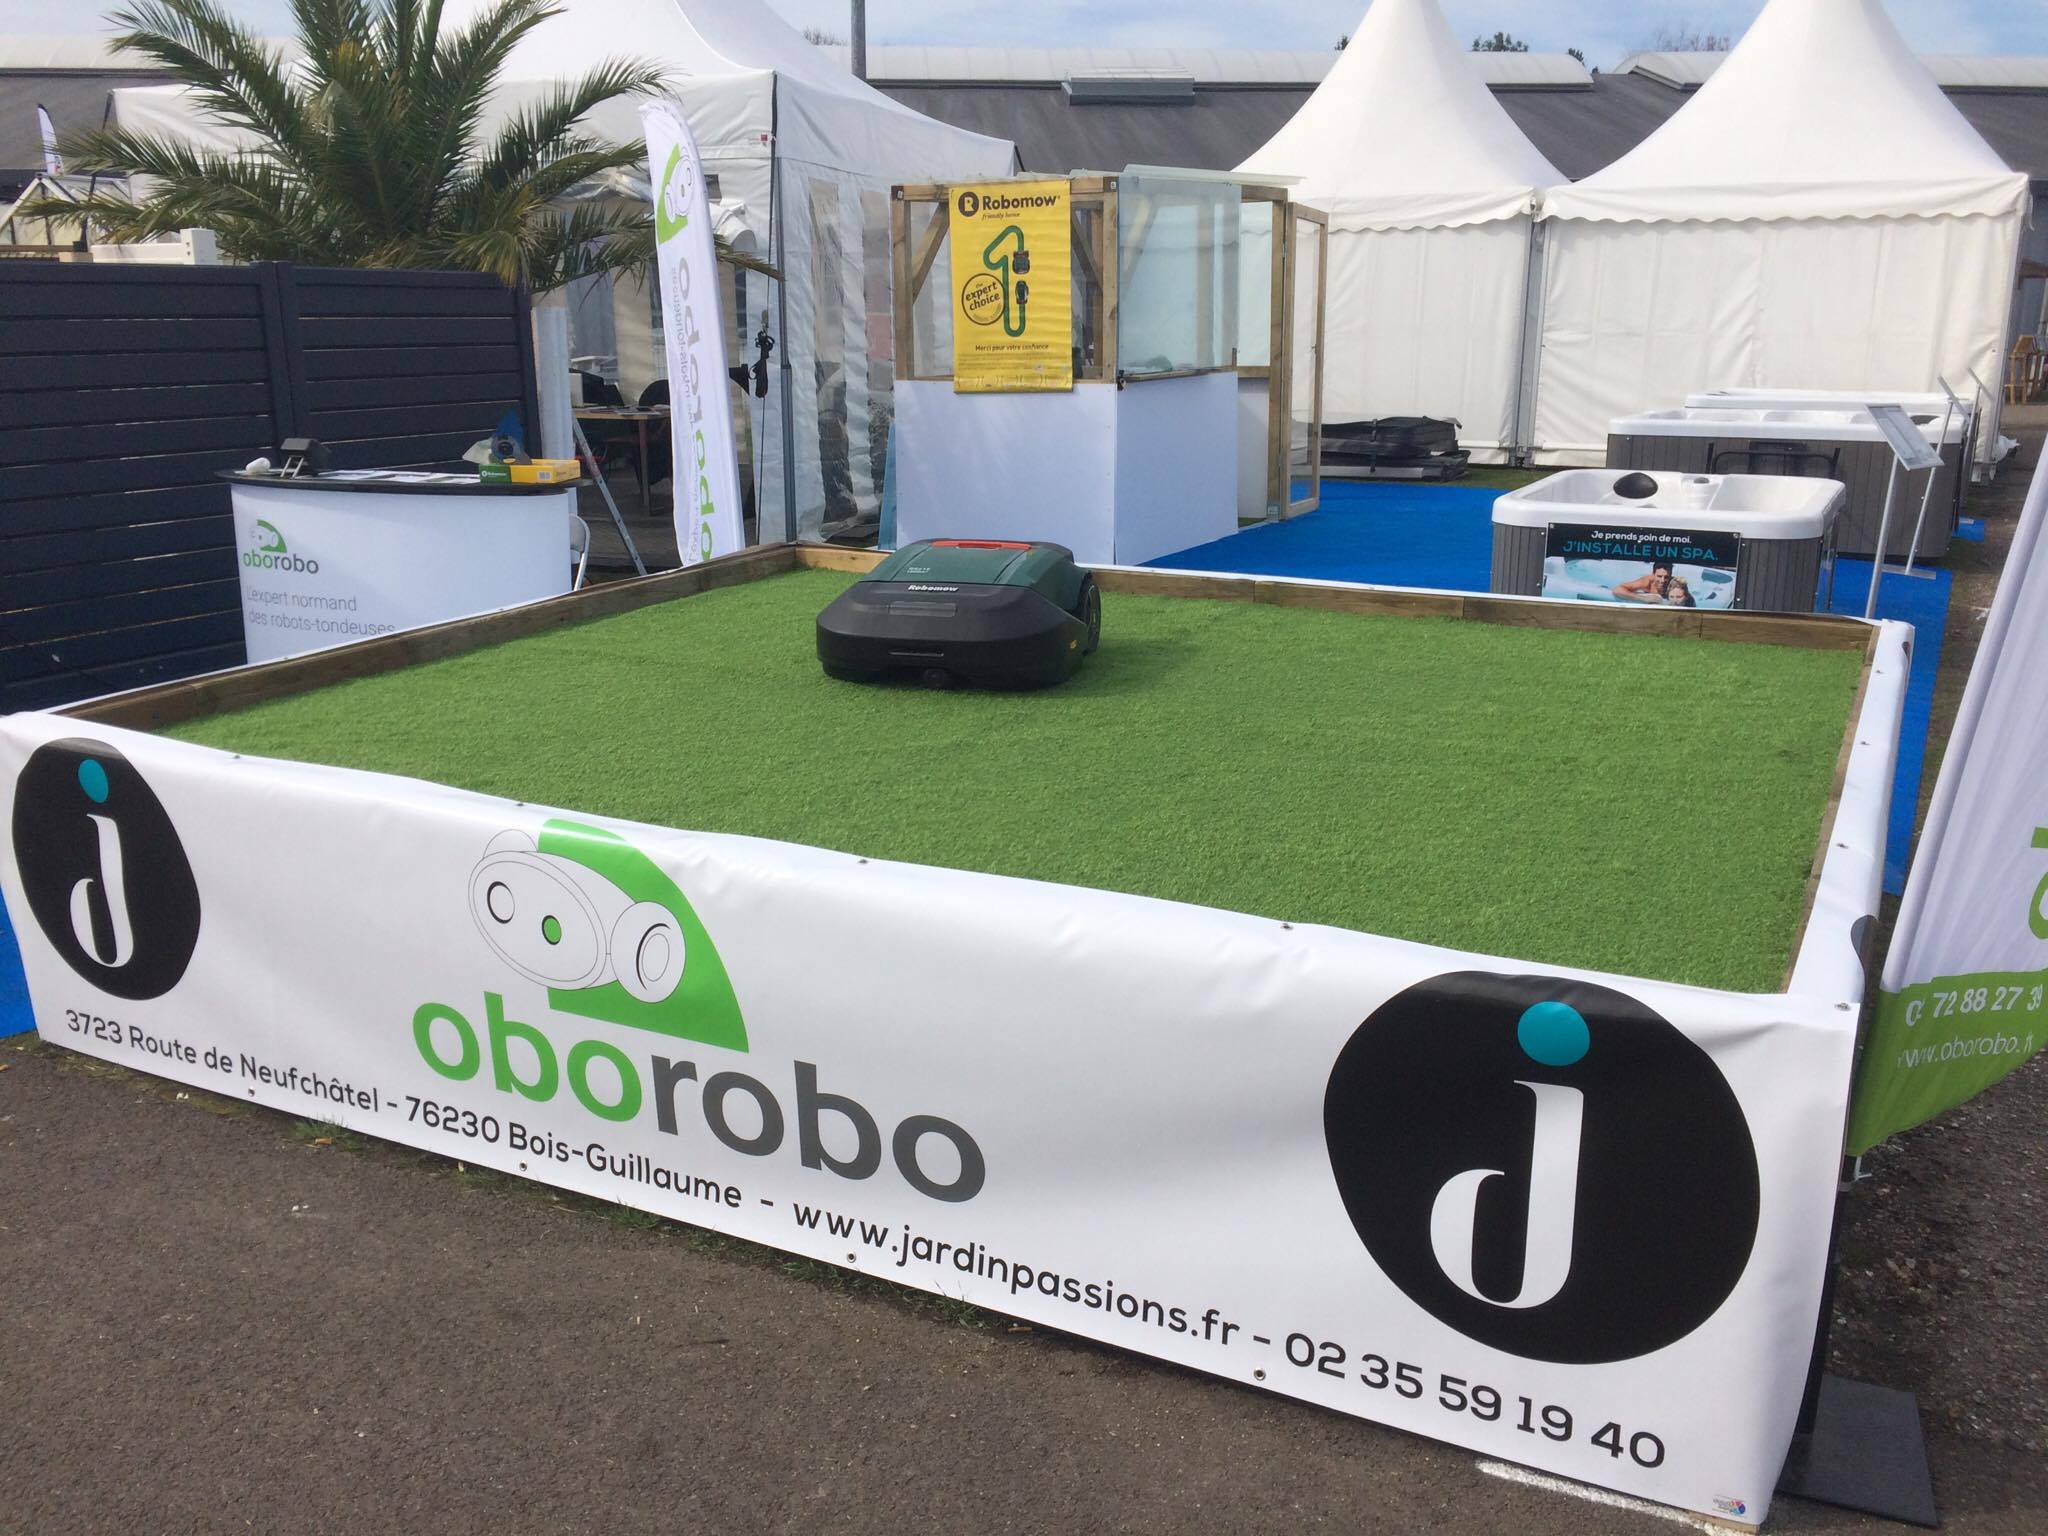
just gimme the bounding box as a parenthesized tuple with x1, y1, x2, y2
(414, 820, 986, 1202)
(12, 739, 201, 999)
(1325, 972, 1758, 1363)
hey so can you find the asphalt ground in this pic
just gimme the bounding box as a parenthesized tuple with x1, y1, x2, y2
(4, 414, 2045, 1534)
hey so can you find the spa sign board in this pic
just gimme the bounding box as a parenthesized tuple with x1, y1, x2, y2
(1541, 524, 1740, 611)
(0, 709, 1873, 1528)
(950, 179, 1073, 393)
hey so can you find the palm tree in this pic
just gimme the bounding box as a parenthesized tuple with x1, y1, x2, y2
(25, 0, 714, 291)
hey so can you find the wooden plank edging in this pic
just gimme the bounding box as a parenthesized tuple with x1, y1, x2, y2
(64, 541, 1874, 737)
(1783, 623, 1886, 993)
(62, 543, 800, 731)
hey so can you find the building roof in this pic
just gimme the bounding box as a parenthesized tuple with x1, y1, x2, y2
(8, 39, 2048, 202)
(825, 45, 1592, 89)
(1615, 49, 2048, 92)
(880, 83, 1304, 177)
(0, 67, 168, 195)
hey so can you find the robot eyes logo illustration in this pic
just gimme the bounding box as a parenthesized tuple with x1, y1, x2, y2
(468, 819, 748, 1052)
(1324, 972, 1759, 1364)
(12, 739, 201, 1001)
(654, 144, 692, 243)
(471, 829, 684, 1004)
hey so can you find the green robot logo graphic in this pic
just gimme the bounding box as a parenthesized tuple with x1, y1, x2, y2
(468, 821, 746, 1051)
(981, 224, 1031, 336)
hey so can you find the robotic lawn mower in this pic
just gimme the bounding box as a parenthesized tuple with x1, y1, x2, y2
(817, 539, 1102, 688)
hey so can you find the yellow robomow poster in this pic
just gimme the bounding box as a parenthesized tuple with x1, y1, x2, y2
(949, 179, 1073, 393)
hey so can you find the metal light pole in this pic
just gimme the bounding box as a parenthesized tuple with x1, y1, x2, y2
(851, 0, 867, 79)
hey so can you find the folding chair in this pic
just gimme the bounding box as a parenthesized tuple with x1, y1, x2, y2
(570, 513, 592, 591)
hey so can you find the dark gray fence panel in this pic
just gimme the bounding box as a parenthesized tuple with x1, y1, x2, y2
(0, 260, 539, 712)
(287, 267, 539, 472)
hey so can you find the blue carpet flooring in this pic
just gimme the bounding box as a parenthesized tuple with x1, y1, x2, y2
(1153, 480, 1949, 893)
(1957, 516, 1986, 542)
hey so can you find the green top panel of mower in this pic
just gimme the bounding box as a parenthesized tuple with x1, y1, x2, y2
(865, 540, 1080, 602)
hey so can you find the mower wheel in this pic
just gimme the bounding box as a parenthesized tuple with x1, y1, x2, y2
(1078, 576, 1102, 654)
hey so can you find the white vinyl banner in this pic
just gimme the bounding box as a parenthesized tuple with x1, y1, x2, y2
(228, 483, 574, 662)
(0, 716, 1856, 1527)
(643, 99, 744, 565)
(1852, 451, 2048, 1151)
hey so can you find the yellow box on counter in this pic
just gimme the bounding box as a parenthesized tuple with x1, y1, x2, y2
(479, 458, 581, 485)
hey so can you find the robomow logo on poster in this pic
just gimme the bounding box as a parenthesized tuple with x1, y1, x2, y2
(12, 739, 201, 1001)
(1325, 972, 1759, 1364)
(242, 518, 319, 574)
(413, 819, 986, 1202)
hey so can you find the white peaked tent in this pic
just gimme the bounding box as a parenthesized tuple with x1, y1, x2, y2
(1236, 0, 1560, 461)
(109, 0, 1018, 539)
(1533, 0, 2029, 467)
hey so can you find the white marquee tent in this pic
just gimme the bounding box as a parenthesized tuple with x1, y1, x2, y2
(1532, 0, 2030, 467)
(1236, 0, 1560, 462)
(109, 0, 1018, 539)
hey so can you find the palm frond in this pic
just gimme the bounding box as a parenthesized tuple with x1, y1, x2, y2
(71, 0, 677, 292)
(470, 59, 665, 191)
(109, 0, 313, 168)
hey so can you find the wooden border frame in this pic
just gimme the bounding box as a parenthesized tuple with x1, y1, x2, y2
(66, 543, 1872, 695)
(61, 545, 1879, 997)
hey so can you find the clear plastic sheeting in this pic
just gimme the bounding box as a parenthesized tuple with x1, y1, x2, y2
(1117, 170, 1240, 377)
(1236, 201, 1276, 372)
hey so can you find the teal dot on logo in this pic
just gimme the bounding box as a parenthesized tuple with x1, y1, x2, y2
(77, 759, 110, 804)
(1517, 1000, 1589, 1066)
(542, 915, 562, 946)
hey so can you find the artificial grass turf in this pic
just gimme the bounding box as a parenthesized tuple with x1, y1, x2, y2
(168, 567, 1865, 992)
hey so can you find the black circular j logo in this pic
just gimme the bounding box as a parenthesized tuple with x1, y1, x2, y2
(13, 739, 200, 1000)
(1325, 972, 1759, 1364)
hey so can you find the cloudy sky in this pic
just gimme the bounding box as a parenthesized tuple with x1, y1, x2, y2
(15, 0, 2048, 69)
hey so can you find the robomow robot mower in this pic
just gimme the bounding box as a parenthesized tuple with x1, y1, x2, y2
(816, 539, 1101, 688)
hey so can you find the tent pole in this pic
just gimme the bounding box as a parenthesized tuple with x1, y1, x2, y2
(771, 84, 798, 545)
(573, 416, 647, 576)
(1510, 214, 1547, 467)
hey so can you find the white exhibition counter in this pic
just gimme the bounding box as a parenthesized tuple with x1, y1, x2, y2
(225, 471, 576, 663)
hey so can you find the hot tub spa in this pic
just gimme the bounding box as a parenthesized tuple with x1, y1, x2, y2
(1491, 468, 1845, 613)
(1685, 388, 1976, 531)
(1606, 407, 1962, 562)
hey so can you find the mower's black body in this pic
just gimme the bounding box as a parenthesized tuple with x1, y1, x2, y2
(817, 539, 1101, 688)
